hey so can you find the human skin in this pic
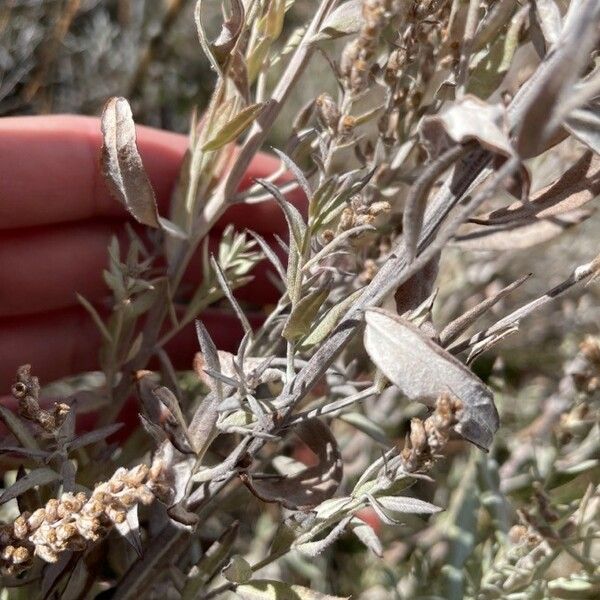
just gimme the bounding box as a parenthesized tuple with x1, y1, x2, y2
(0, 115, 298, 420)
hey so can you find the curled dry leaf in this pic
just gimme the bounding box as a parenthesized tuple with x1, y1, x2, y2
(313, 0, 362, 41)
(211, 0, 245, 65)
(135, 371, 195, 455)
(101, 97, 161, 229)
(363, 308, 499, 451)
(241, 418, 343, 510)
(419, 95, 515, 159)
(475, 151, 600, 225)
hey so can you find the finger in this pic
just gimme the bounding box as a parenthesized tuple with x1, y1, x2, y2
(0, 220, 285, 317)
(0, 305, 265, 388)
(0, 115, 306, 231)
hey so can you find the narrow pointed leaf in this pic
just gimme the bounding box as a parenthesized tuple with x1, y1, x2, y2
(377, 495, 442, 514)
(0, 467, 60, 504)
(283, 286, 330, 341)
(0, 405, 40, 451)
(202, 103, 266, 151)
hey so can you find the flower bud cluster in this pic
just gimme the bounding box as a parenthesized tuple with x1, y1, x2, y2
(400, 392, 463, 472)
(337, 194, 391, 235)
(1, 461, 168, 575)
(12, 364, 69, 433)
(340, 0, 405, 94)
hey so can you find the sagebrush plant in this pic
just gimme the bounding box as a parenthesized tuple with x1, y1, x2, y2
(2, 0, 600, 598)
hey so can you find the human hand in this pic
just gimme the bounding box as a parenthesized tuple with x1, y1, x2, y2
(0, 115, 295, 400)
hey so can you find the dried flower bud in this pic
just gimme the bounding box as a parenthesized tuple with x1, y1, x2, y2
(320, 229, 335, 244)
(45, 499, 59, 522)
(11, 546, 30, 565)
(339, 207, 356, 231)
(316, 93, 340, 130)
(338, 115, 357, 136)
(350, 59, 370, 94)
(368, 200, 391, 216)
(13, 517, 28, 540)
(27, 509, 46, 531)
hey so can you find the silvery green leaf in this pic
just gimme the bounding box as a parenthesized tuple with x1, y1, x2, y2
(313, 496, 353, 520)
(376, 495, 442, 515)
(76, 294, 112, 343)
(313, 0, 362, 41)
(59, 556, 89, 600)
(157, 217, 187, 240)
(476, 152, 600, 224)
(282, 286, 330, 341)
(440, 274, 531, 347)
(516, 2, 600, 157)
(455, 209, 591, 251)
(349, 517, 383, 557)
(222, 554, 252, 584)
(211, 255, 253, 336)
(202, 102, 266, 151)
(255, 178, 307, 252)
(101, 97, 161, 229)
(236, 580, 349, 600)
(294, 515, 352, 557)
(67, 423, 124, 451)
(339, 412, 389, 446)
(363, 308, 499, 450)
(473, 0, 520, 50)
(194, 321, 223, 402)
(272, 147, 312, 202)
(248, 230, 287, 283)
(467, 6, 528, 99)
(300, 289, 362, 350)
(0, 467, 60, 504)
